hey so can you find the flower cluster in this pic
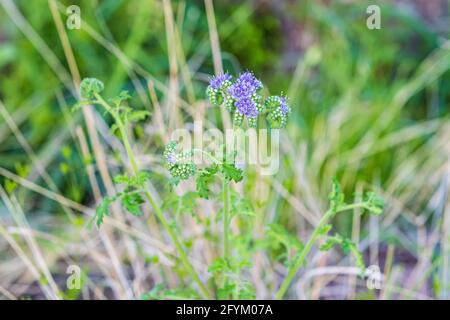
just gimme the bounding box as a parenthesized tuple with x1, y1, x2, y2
(206, 71, 291, 129)
(80, 78, 104, 99)
(163, 141, 196, 180)
(227, 72, 263, 127)
(206, 73, 233, 107)
(265, 95, 291, 129)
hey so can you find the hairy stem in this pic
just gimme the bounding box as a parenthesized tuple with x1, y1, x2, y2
(275, 202, 368, 299)
(222, 127, 237, 261)
(223, 177, 230, 260)
(94, 93, 212, 299)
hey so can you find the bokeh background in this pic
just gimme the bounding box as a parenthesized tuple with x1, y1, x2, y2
(0, 0, 449, 299)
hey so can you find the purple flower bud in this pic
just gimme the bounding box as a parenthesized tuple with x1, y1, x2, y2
(235, 97, 259, 118)
(209, 73, 232, 90)
(227, 72, 262, 100)
(166, 153, 176, 165)
(279, 96, 290, 115)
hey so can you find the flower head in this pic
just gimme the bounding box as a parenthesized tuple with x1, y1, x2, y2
(279, 96, 290, 116)
(164, 141, 196, 180)
(207, 73, 233, 107)
(205, 71, 291, 129)
(209, 73, 232, 90)
(235, 97, 258, 118)
(80, 78, 104, 99)
(227, 72, 262, 100)
(265, 95, 291, 129)
(166, 153, 176, 165)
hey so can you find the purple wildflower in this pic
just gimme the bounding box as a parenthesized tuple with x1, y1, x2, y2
(279, 97, 289, 115)
(235, 97, 259, 118)
(167, 153, 176, 165)
(209, 73, 232, 90)
(227, 72, 262, 100)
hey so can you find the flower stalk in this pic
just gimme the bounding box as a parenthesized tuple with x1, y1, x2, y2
(91, 91, 212, 300)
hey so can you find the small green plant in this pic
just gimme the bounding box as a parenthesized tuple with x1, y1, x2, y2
(75, 78, 212, 299)
(274, 179, 384, 299)
(75, 73, 383, 300)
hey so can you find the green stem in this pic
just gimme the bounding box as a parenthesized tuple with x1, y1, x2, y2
(192, 149, 221, 165)
(223, 177, 230, 260)
(222, 127, 237, 261)
(274, 202, 368, 300)
(94, 94, 212, 299)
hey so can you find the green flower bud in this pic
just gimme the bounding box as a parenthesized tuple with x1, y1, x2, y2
(80, 78, 104, 99)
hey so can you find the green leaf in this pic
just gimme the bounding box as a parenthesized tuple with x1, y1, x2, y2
(342, 239, 366, 277)
(71, 100, 91, 112)
(113, 171, 150, 188)
(237, 282, 256, 300)
(111, 90, 132, 107)
(217, 283, 236, 300)
(121, 192, 144, 216)
(208, 258, 230, 274)
(320, 235, 366, 277)
(196, 165, 219, 199)
(94, 196, 114, 228)
(4, 179, 17, 193)
(127, 110, 151, 123)
(222, 163, 243, 182)
(113, 174, 129, 184)
(329, 178, 345, 211)
(320, 234, 343, 251)
(364, 191, 384, 215)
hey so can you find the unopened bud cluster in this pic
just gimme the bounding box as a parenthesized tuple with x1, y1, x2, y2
(206, 71, 291, 129)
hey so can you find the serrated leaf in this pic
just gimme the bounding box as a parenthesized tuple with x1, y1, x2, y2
(342, 239, 366, 277)
(196, 165, 219, 199)
(222, 163, 243, 182)
(208, 258, 230, 274)
(71, 100, 92, 112)
(217, 283, 236, 300)
(121, 192, 144, 216)
(113, 174, 129, 184)
(364, 191, 384, 215)
(237, 282, 256, 300)
(111, 90, 132, 107)
(94, 196, 114, 228)
(329, 178, 345, 211)
(113, 171, 150, 188)
(320, 234, 343, 251)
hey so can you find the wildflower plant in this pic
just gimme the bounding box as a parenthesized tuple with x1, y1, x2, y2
(74, 72, 384, 300)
